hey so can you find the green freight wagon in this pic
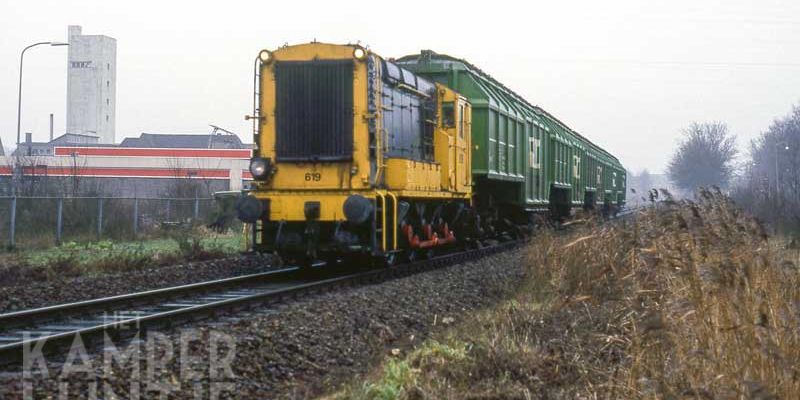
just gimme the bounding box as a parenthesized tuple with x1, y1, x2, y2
(397, 51, 626, 220)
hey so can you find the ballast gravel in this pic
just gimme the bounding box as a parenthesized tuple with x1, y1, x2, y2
(0, 249, 526, 399)
(0, 253, 278, 313)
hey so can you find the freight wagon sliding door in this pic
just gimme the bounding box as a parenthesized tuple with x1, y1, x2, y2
(527, 123, 544, 203)
(498, 112, 507, 175)
(525, 122, 534, 203)
(541, 125, 549, 202)
(488, 111, 497, 174)
(597, 165, 604, 204)
(572, 148, 583, 204)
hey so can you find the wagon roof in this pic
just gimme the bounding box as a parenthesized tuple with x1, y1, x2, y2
(397, 51, 623, 168)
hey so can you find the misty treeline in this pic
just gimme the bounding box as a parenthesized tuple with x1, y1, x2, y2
(634, 105, 800, 231)
(731, 105, 800, 230)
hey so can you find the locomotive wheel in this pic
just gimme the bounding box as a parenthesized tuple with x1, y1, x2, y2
(408, 248, 434, 262)
(406, 249, 433, 263)
(406, 249, 418, 263)
(374, 252, 398, 268)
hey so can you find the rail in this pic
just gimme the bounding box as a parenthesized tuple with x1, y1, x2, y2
(0, 206, 642, 365)
(0, 240, 519, 365)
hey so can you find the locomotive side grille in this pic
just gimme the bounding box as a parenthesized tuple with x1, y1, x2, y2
(274, 60, 354, 161)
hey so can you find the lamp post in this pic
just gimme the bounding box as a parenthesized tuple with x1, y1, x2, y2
(775, 142, 790, 197)
(14, 41, 68, 196)
(16, 41, 69, 147)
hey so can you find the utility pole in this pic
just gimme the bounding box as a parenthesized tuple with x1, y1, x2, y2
(17, 42, 69, 147)
(15, 41, 69, 195)
(775, 142, 790, 198)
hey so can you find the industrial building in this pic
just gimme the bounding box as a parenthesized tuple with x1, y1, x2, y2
(3, 128, 251, 197)
(66, 25, 116, 144)
(4, 25, 252, 198)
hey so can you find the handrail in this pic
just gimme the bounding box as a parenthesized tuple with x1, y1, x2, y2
(387, 191, 398, 250)
(375, 191, 387, 252)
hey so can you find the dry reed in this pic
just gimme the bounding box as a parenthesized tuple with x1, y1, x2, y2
(340, 188, 798, 399)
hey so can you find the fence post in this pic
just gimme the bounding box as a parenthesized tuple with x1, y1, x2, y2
(56, 198, 63, 246)
(166, 199, 171, 221)
(9, 197, 16, 248)
(133, 198, 139, 238)
(193, 196, 200, 222)
(97, 198, 104, 240)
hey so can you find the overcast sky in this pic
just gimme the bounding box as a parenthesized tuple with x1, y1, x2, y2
(1, 0, 799, 174)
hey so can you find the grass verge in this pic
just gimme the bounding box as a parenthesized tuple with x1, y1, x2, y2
(0, 228, 242, 287)
(336, 188, 798, 399)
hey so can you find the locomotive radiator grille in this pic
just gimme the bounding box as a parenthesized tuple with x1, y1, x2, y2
(274, 60, 355, 161)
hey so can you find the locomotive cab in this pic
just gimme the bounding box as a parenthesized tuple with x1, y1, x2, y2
(238, 43, 472, 266)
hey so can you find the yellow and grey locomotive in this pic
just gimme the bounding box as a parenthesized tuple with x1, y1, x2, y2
(237, 43, 473, 266)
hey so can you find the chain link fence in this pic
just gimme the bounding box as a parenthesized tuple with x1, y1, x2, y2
(0, 196, 230, 249)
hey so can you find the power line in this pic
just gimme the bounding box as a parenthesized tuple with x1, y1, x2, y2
(527, 59, 800, 68)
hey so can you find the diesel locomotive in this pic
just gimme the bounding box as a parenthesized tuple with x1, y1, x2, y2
(236, 42, 626, 266)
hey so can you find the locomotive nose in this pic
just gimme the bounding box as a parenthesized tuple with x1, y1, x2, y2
(236, 195, 264, 223)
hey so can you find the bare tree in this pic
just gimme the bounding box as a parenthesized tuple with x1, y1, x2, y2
(734, 105, 800, 229)
(667, 122, 737, 192)
(164, 157, 214, 198)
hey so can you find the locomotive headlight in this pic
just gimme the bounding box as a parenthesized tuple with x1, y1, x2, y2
(249, 157, 271, 180)
(343, 194, 373, 225)
(353, 47, 366, 60)
(258, 50, 272, 63)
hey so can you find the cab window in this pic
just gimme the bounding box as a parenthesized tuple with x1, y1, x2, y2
(458, 103, 466, 138)
(442, 102, 455, 128)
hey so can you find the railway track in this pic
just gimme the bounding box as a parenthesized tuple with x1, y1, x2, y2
(0, 207, 640, 366)
(0, 240, 519, 366)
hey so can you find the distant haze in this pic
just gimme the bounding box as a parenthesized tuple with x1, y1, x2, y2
(2, 0, 799, 173)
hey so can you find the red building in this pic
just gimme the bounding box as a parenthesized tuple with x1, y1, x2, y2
(4, 129, 252, 197)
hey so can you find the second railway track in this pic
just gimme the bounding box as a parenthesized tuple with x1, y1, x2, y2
(0, 240, 519, 366)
